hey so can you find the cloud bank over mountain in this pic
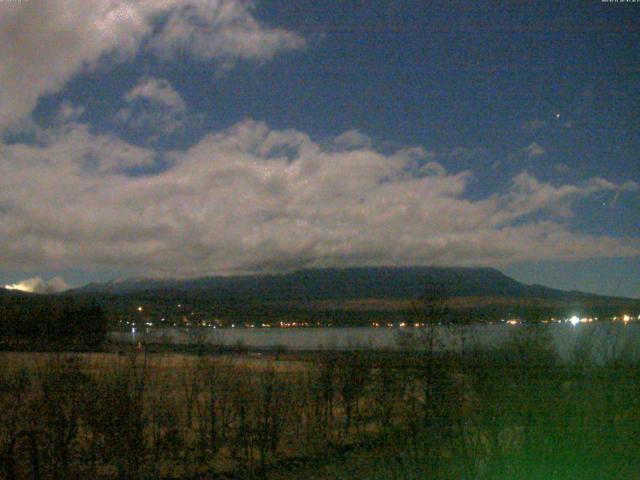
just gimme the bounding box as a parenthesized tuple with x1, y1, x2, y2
(0, 117, 637, 277)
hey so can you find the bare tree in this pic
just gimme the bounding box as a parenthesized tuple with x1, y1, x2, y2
(180, 359, 205, 431)
(193, 358, 236, 461)
(38, 355, 90, 480)
(336, 350, 370, 442)
(84, 350, 149, 479)
(396, 282, 450, 356)
(255, 365, 290, 477)
(309, 352, 337, 443)
(0, 367, 33, 480)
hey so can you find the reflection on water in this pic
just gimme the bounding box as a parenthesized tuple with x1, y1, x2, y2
(110, 323, 640, 363)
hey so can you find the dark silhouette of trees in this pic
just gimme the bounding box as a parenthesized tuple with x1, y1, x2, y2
(0, 296, 108, 347)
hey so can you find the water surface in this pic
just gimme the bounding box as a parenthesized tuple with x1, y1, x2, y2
(111, 323, 640, 363)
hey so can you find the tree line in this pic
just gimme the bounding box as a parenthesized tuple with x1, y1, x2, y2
(0, 295, 107, 348)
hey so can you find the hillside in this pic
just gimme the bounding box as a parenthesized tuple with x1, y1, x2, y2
(68, 267, 639, 326)
(74, 266, 609, 301)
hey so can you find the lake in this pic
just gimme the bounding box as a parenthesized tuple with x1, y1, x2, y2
(111, 322, 640, 363)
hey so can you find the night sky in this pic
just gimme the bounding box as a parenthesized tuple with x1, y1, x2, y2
(1, 0, 638, 297)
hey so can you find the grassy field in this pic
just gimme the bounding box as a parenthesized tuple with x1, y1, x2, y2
(1, 326, 639, 479)
(0, 351, 307, 373)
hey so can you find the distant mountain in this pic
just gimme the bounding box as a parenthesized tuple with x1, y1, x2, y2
(72, 266, 626, 303)
(48, 267, 638, 325)
(3, 268, 635, 330)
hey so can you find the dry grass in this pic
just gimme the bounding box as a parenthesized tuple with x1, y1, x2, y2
(0, 351, 308, 373)
(2, 334, 639, 480)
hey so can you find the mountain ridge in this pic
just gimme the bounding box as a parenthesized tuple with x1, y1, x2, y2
(3, 267, 634, 326)
(70, 266, 633, 303)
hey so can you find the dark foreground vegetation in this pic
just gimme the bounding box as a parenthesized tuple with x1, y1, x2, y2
(0, 295, 108, 349)
(1, 326, 639, 479)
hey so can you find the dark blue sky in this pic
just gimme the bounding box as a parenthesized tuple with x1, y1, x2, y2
(2, 0, 639, 296)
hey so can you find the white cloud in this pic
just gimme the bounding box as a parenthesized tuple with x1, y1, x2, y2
(5, 276, 70, 293)
(55, 102, 86, 124)
(333, 130, 373, 149)
(124, 77, 186, 111)
(524, 141, 545, 158)
(0, 120, 637, 277)
(586, 177, 640, 206)
(148, 0, 305, 65)
(116, 77, 200, 137)
(492, 172, 583, 223)
(0, 0, 305, 130)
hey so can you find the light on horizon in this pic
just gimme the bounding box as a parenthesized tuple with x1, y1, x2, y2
(4, 281, 36, 293)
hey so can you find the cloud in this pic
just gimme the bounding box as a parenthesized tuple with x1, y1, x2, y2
(5, 276, 70, 293)
(493, 172, 585, 223)
(524, 141, 545, 158)
(116, 77, 200, 138)
(0, 0, 305, 130)
(553, 163, 570, 174)
(124, 77, 187, 111)
(148, 0, 305, 66)
(55, 102, 86, 124)
(0, 120, 638, 278)
(585, 177, 639, 206)
(333, 130, 373, 149)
